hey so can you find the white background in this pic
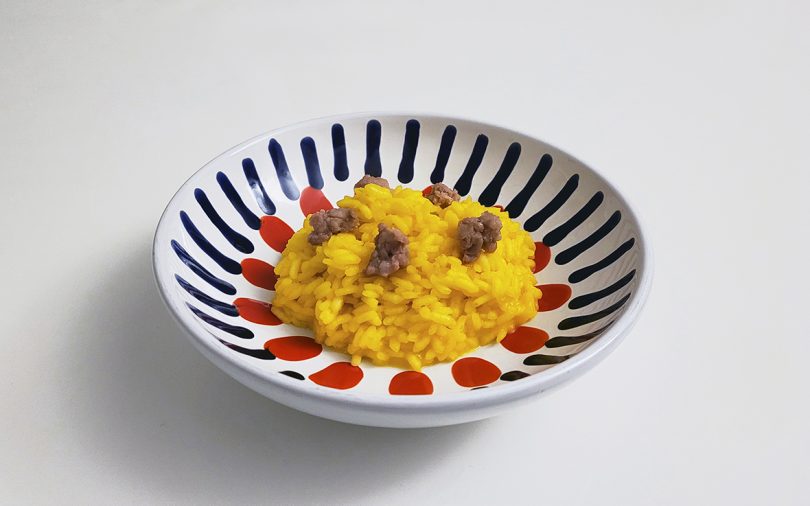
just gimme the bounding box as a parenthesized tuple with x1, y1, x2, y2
(2, 1, 808, 504)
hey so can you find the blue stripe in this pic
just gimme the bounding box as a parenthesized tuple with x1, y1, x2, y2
(398, 119, 420, 183)
(478, 142, 522, 206)
(506, 154, 552, 218)
(454, 134, 489, 196)
(364, 120, 382, 176)
(523, 174, 579, 232)
(268, 139, 300, 200)
(175, 275, 238, 316)
(187, 303, 254, 339)
(170, 240, 236, 295)
(542, 191, 604, 247)
(331, 123, 349, 181)
(555, 210, 622, 265)
(430, 125, 457, 183)
(194, 189, 254, 254)
(242, 158, 276, 215)
(179, 211, 242, 274)
(300, 137, 324, 189)
(216, 172, 260, 230)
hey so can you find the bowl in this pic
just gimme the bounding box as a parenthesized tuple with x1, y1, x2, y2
(153, 113, 652, 428)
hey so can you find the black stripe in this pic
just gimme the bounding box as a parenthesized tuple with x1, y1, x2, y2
(569, 238, 635, 283)
(175, 275, 238, 316)
(179, 211, 241, 274)
(268, 139, 300, 200)
(500, 370, 530, 381)
(542, 191, 604, 247)
(331, 123, 349, 181)
(454, 134, 489, 196)
(556, 211, 621, 265)
(216, 172, 261, 230)
(557, 293, 631, 330)
(194, 189, 254, 254)
(188, 304, 253, 339)
(430, 125, 457, 183)
(523, 174, 579, 232)
(544, 321, 614, 348)
(523, 354, 571, 366)
(569, 270, 636, 309)
(398, 119, 420, 183)
(219, 339, 275, 359)
(364, 120, 382, 176)
(478, 142, 522, 206)
(300, 137, 324, 189)
(280, 370, 305, 380)
(506, 154, 552, 218)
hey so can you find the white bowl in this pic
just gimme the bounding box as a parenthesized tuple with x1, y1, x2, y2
(153, 113, 652, 427)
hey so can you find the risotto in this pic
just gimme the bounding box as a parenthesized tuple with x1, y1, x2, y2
(271, 180, 542, 370)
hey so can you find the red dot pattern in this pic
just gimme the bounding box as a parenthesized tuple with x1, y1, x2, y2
(537, 284, 572, 312)
(240, 258, 278, 290)
(501, 326, 549, 354)
(264, 336, 322, 361)
(533, 242, 551, 273)
(389, 371, 434, 395)
(309, 362, 364, 390)
(452, 357, 501, 387)
(259, 216, 294, 252)
(299, 186, 333, 217)
(234, 298, 282, 325)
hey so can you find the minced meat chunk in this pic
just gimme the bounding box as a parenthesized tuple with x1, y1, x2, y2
(365, 223, 409, 277)
(457, 211, 503, 263)
(425, 183, 460, 208)
(354, 175, 390, 189)
(307, 208, 359, 245)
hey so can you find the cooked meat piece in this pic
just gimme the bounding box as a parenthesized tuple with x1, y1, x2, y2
(354, 175, 390, 189)
(307, 208, 359, 245)
(425, 183, 460, 208)
(457, 211, 503, 263)
(365, 223, 409, 277)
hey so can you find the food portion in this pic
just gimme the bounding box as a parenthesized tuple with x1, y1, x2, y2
(271, 177, 542, 370)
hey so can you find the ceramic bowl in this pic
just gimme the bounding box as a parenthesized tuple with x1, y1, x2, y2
(153, 113, 652, 427)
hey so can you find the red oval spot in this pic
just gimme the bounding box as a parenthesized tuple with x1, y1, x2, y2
(300, 186, 333, 217)
(260, 216, 294, 252)
(533, 242, 551, 273)
(264, 335, 322, 361)
(452, 357, 501, 387)
(389, 371, 434, 395)
(241, 258, 277, 290)
(537, 284, 572, 312)
(309, 362, 364, 390)
(501, 326, 549, 353)
(234, 298, 282, 325)
(422, 185, 433, 196)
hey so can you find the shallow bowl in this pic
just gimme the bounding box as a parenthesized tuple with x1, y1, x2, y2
(153, 113, 652, 427)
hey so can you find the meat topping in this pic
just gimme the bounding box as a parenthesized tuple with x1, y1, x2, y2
(425, 183, 460, 208)
(354, 175, 390, 189)
(307, 208, 359, 245)
(365, 223, 409, 277)
(457, 211, 503, 263)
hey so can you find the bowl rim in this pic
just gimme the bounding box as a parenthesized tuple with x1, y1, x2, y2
(152, 111, 653, 413)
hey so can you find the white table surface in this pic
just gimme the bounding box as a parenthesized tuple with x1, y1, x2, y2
(2, 1, 808, 504)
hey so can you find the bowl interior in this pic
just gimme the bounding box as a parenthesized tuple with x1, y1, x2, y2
(154, 114, 645, 397)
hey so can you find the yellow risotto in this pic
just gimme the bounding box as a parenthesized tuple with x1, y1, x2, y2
(271, 184, 542, 370)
